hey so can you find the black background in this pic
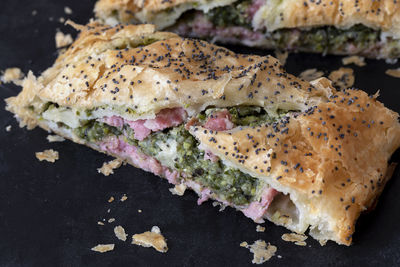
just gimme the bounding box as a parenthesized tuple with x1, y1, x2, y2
(1, 1, 400, 266)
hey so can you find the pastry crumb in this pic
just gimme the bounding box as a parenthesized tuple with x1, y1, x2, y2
(212, 201, 226, 211)
(98, 159, 123, 176)
(256, 225, 265, 232)
(46, 134, 65, 143)
(1, 67, 23, 83)
(64, 6, 73, 14)
(342, 56, 366, 67)
(319, 239, 327, 246)
(169, 183, 187, 196)
(328, 67, 354, 90)
(35, 149, 59, 163)
(281, 233, 308, 246)
(299, 68, 324, 81)
(108, 196, 114, 203)
(132, 226, 168, 253)
(114, 226, 127, 241)
(32, 10, 37, 16)
(274, 50, 288, 65)
(294, 241, 307, 246)
(108, 218, 115, 223)
(55, 31, 73, 48)
(241, 240, 277, 264)
(120, 194, 128, 202)
(97, 221, 105, 226)
(58, 17, 65, 23)
(385, 68, 400, 78)
(91, 244, 114, 253)
(240, 241, 248, 247)
(5, 125, 11, 132)
(138, 209, 142, 213)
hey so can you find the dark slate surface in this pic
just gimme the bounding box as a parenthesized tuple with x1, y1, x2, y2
(0, 1, 400, 266)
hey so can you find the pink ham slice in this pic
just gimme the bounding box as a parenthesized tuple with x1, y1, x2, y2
(197, 188, 212, 205)
(202, 109, 234, 161)
(204, 109, 234, 131)
(103, 108, 187, 141)
(242, 187, 279, 223)
(99, 136, 180, 184)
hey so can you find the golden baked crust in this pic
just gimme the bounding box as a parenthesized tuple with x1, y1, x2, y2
(94, 0, 235, 29)
(190, 86, 400, 245)
(254, 0, 400, 38)
(94, 0, 400, 38)
(6, 22, 328, 125)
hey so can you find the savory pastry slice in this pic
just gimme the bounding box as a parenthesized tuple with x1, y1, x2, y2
(6, 22, 400, 245)
(94, 0, 400, 59)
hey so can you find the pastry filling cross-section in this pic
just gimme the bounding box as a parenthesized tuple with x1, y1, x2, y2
(39, 102, 301, 225)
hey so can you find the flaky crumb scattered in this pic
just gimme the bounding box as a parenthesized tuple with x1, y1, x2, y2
(108, 197, 114, 203)
(35, 149, 59, 163)
(274, 51, 288, 65)
(328, 67, 354, 90)
(55, 31, 73, 48)
(108, 218, 115, 223)
(240, 241, 248, 247)
(5, 125, 11, 132)
(58, 17, 65, 23)
(98, 159, 123, 176)
(241, 240, 277, 264)
(319, 239, 327, 246)
(342, 56, 366, 67)
(1, 68, 23, 83)
(91, 244, 114, 253)
(169, 183, 187, 196)
(32, 10, 37, 16)
(46, 134, 65, 143)
(138, 209, 142, 213)
(132, 226, 168, 253)
(212, 201, 226, 211)
(294, 241, 307, 246)
(97, 221, 105, 226)
(385, 68, 400, 78)
(256, 225, 265, 232)
(120, 194, 128, 202)
(281, 233, 308, 246)
(299, 68, 324, 81)
(114, 226, 128, 241)
(64, 6, 73, 14)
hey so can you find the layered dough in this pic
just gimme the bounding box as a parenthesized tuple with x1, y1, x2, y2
(191, 86, 400, 244)
(94, 0, 400, 58)
(94, 0, 400, 37)
(6, 22, 400, 245)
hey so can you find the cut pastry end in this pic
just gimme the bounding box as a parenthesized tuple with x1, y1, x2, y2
(94, 0, 400, 59)
(6, 22, 400, 246)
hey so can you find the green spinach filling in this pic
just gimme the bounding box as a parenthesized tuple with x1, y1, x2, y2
(175, 0, 400, 57)
(70, 106, 289, 205)
(138, 125, 259, 206)
(206, 0, 252, 27)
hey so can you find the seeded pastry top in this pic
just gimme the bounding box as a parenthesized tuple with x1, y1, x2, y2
(191, 87, 400, 245)
(6, 22, 329, 127)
